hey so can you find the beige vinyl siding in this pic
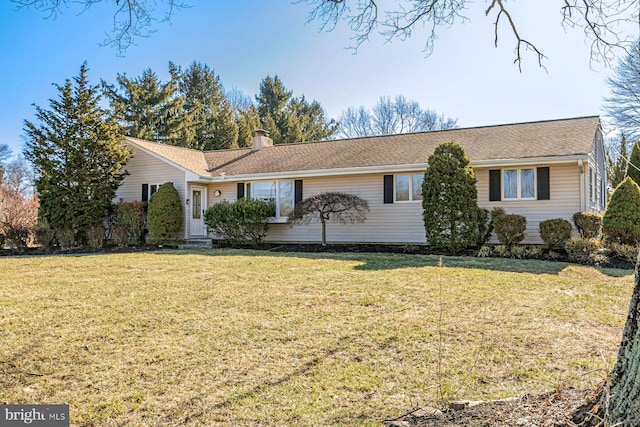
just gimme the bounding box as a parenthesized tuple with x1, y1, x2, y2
(476, 164, 582, 244)
(115, 146, 187, 237)
(211, 174, 427, 244)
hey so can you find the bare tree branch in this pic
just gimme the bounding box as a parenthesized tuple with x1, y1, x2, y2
(10, 0, 188, 55)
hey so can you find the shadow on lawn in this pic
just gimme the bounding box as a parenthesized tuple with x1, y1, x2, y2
(175, 246, 634, 277)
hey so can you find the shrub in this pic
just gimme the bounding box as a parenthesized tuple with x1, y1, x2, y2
(0, 189, 38, 251)
(147, 183, 183, 245)
(603, 177, 640, 244)
(112, 200, 147, 246)
(573, 212, 602, 239)
(34, 221, 56, 251)
(493, 245, 509, 257)
(423, 142, 479, 254)
(565, 238, 602, 264)
(510, 245, 527, 259)
(476, 246, 491, 258)
(0, 233, 5, 249)
(539, 218, 572, 249)
(525, 245, 543, 259)
(493, 212, 527, 247)
(86, 225, 105, 249)
(607, 243, 640, 264)
(111, 225, 130, 248)
(204, 198, 273, 247)
(56, 227, 75, 249)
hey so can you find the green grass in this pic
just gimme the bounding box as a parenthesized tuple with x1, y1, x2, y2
(0, 250, 634, 426)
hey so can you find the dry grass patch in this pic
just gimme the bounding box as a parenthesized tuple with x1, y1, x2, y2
(0, 250, 633, 426)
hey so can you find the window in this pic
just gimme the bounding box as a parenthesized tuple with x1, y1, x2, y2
(141, 183, 162, 202)
(503, 168, 535, 199)
(394, 174, 423, 202)
(247, 180, 295, 217)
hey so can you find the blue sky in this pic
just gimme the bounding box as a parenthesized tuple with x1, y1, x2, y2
(0, 1, 618, 158)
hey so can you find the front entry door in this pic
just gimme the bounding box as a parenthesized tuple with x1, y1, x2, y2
(190, 186, 207, 237)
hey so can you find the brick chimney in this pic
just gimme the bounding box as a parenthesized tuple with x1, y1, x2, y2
(252, 129, 273, 150)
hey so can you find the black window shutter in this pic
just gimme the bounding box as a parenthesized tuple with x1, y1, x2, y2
(142, 184, 149, 202)
(237, 183, 245, 199)
(489, 170, 501, 201)
(537, 167, 550, 200)
(383, 175, 394, 204)
(294, 180, 303, 204)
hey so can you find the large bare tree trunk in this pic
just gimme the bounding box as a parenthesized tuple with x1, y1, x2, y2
(574, 251, 640, 426)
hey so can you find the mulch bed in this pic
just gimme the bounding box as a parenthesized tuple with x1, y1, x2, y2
(386, 388, 597, 427)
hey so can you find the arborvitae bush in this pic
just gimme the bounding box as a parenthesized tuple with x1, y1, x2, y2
(573, 212, 602, 239)
(204, 198, 273, 247)
(603, 177, 640, 244)
(539, 218, 572, 249)
(113, 200, 147, 245)
(422, 141, 479, 254)
(147, 182, 183, 245)
(493, 212, 527, 247)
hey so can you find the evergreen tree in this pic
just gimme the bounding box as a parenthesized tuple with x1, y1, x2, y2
(626, 141, 640, 186)
(23, 63, 130, 241)
(105, 68, 187, 145)
(147, 182, 183, 244)
(234, 105, 262, 148)
(603, 176, 640, 244)
(256, 75, 337, 144)
(422, 141, 479, 253)
(607, 134, 629, 189)
(175, 61, 239, 150)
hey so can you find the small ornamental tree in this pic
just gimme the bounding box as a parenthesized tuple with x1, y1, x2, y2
(147, 182, 183, 244)
(422, 141, 479, 253)
(289, 192, 369, 246)
(602, 176, 640, 244)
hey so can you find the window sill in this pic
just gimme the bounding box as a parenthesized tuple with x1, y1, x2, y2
(267, 217, 290, 224)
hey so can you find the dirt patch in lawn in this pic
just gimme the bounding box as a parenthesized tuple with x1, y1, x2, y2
(387, 388, 596, 427)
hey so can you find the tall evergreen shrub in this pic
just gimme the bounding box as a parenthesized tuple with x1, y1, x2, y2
(422, 141, 479, 253)
(603, 177, 640, 244)
(147, 182, 183, 244)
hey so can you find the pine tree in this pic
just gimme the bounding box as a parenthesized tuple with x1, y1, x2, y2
(626, 141, 640, 186)
(256, 75, 337, 144)
(607, 134, 629, 189)
(176, 61, 239, 150)
(23, 63, 130, 241)
(105, 68, 187, 144)
(422, 141, 479, 253)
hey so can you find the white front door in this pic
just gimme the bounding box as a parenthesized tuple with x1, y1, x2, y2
(190, 186, 207, 237)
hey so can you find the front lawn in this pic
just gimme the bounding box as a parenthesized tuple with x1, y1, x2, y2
(0, 250, 633, 426)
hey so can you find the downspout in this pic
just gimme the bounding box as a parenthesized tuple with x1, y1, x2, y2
(578, 159, 585, 212)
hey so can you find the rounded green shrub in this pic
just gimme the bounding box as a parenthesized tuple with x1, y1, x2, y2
(147, 182, 183, 245)
(539, 218, 572, 249)
(493, 212, 527, 247)
(204, 198, 273, 247)
(603, 177, 640, 245)
(572, 212, 602, 239)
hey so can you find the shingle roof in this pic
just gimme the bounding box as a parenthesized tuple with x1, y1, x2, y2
(126, 116, 600, 178)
